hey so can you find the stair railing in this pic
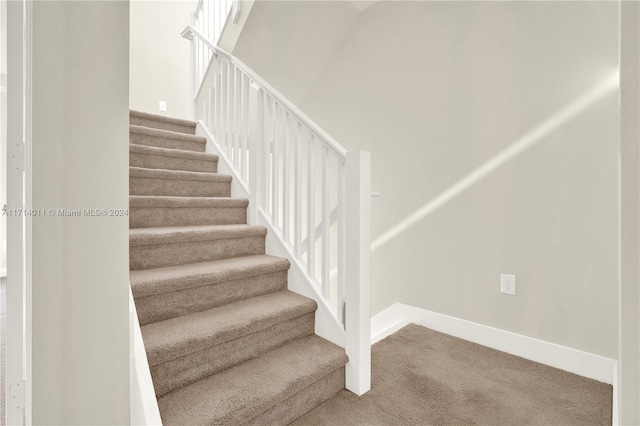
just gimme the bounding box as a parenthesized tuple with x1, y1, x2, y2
(189, 0, 237, 117)
(182, 24, 371, 395)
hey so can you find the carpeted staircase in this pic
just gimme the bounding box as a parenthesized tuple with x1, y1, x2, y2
(128, 110, 348, 425)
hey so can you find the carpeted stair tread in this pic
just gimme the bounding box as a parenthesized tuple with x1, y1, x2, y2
(130, 125, 205, 144)
(130, 143, 218, 173)
(131, 110, 197, 128)
(130, 125, 205, 152)
(130, 255, 290, 298)
(129, 225, 266, 270)
(130, 168, 231, 197)
(130, 110, 197, 134)
(157, 335, 348, 426)
(129, 143, 217, 162)
(131, 255, 290, 325)
(129, 166, 230, 183)
(128, 111, 346, 423)
(129, 196, 248, 228)
(129, 195, 248, 208)
(130, 224, 267, 247)
(142, 290, 317, 366)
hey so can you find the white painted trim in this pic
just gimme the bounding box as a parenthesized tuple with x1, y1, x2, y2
(6, 1, 32, 423)
(129, 288, 162, 426)
(612, 361, 619, 426)
(0, 268, 6, 278)
(371, 303, 616, 385)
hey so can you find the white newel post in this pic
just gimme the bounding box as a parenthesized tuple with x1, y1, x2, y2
(248, 83, 264, 225)
(345, 150, 372, 396)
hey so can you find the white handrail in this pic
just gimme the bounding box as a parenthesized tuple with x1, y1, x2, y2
(182, 24, 348, 158)
(183, 20, 371, 396)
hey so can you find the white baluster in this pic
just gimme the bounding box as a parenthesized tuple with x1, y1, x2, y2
(209, 0, 214, 43)
(321, 147, 330, 298)
(237, 73, 243, 177)
(248, 82, 264, 226)
(220, 62, 227, 151)
(214, 72, 221, 141)
(224, 61, 233, 153)
(307, 133, 315, 278)
(189, 12, 196, 119)
(242, 74, 250, 182)
(294, 121, 302, 258)
(337, 160, 346, 327)
(234, 67, 241, 170)
(203, 99, 208, 129)
(208, 86, 214, 130)
(272, 104, 280, 229)
(282, 112, 291, 244)
(264, 95, 271, 214)
(203, 1, 208, 47)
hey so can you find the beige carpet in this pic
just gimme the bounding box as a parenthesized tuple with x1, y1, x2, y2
(294, 324, 612, 425)
(129, 110, 347, 425)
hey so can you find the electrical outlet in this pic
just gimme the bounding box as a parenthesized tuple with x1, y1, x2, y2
(159, 101, 167, 112)
(500, 274, 516, 295)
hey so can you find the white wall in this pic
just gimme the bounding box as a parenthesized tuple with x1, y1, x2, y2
(298, 1, 619, 358)
(32, 2, 130, 423)
(130, 0, 196, 120)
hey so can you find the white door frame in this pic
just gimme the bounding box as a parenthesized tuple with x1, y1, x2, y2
(6, 1, 32, 424)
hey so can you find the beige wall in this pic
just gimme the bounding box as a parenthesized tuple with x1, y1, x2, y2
(299, 1, 619, 358)
(230, 1, 619, 358)
(32, 1, 130, 423)
(232, 0, 360, 106)
(1, 0, 7, 271)
(619, 1, 640, 423)
(130, 0, 195, 120)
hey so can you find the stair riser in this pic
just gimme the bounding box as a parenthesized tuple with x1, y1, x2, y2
(130, 152, 217, 173)
(130, 236, 265, 270)
(130, 177, 231, 197)
(136, 270, 288, 325)
(131, 116, 196, 135)
(130, 206, 246, 228)
(130, 132, 204, 152)
(245, 367, 345, 426)
(151, 313, 315, 397)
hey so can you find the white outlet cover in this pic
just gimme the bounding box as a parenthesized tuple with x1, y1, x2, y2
(159, 101, 167, 112)
(500, 274, 516, 295)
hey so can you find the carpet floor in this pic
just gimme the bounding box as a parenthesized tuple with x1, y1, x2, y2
(293, 324, 612, 426)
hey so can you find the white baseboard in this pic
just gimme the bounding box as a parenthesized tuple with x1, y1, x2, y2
(371, 303, 616, 385)
(0, 268, 6, 278)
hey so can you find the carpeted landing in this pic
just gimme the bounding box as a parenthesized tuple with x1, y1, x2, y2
(293, 324, 612, 425)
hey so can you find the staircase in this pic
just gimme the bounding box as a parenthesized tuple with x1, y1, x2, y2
(128, 110, 348, 425)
